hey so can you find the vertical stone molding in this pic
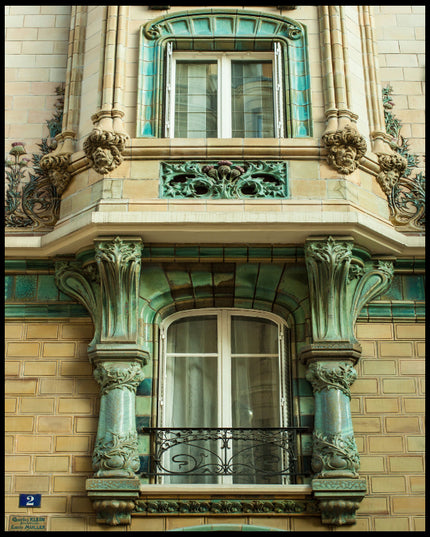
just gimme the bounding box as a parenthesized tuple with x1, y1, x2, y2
(55, 236, 147, 525)
(319, 6, 367, 174)
(83, 6, 130, 175)
(39, 6, 87, 195)
(302, 235, 394, 525)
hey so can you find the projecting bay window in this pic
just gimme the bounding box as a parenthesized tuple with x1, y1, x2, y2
(148, 309, 301, 485)
(164, 43, 285, 138)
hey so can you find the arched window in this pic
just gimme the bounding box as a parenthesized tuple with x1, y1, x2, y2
(138, 10, 311, 138)
(156, 308, 295, 485)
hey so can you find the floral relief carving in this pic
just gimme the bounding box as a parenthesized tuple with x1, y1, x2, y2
(93, 362, 145, 395)
(311, 431, 360, 479)
(306, 362, 357, 399)
(322, 124, 367, 175)
(92, 431, 141, 478)
(161, 160, 287, 199)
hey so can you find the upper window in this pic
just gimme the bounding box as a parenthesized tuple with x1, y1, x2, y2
(156, 309, 294, 485)
(138, 10, 311, 139)
(165, 47, 285, 138)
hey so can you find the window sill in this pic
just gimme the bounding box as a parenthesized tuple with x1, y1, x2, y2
(139, 483, 312, 496)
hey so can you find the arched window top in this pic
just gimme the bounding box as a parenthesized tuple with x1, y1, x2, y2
(142, 9, 305, 43)
(137, 9, 311, 138)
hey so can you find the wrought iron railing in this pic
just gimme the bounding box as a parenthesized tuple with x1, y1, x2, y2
(138, 427, 310, 484)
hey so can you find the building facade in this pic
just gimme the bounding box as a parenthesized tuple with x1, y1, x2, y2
(5, 5, 425, 532)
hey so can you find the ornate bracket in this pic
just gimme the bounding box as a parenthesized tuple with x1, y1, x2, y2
(55, 236, 147, 525)
(302, 236, 394, 525)
(304, 236, 394, 344)
(84, 110, 129, 175)
(378, 85, 425, 230)
(322, 124, 367, 175)
(39, 131, 74, 196)
(161, 160, 288, 199)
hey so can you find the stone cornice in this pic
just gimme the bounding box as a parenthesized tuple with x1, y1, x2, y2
(5, 204, 425, 258)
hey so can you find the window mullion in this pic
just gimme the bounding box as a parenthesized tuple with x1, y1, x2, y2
(219, 55, 232, 138)
(164, 41, 174, 138)
(273, 41, 285, 138)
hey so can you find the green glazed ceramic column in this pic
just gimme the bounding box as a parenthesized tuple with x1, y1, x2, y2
(302, 236, 394, 525)
(55, 236, 148, 525)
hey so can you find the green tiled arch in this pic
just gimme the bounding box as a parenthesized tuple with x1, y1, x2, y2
(170, 523, 284, 531)
(137, 9, 311, 138)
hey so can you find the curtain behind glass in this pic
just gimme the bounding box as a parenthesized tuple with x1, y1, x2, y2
(175, 62, 217, 138)
(231, 61, 275, 138)
(231, 316, 281, 484)
(164, 316, 218, 484)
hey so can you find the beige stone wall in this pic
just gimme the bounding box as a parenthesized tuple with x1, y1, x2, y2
(5, 318, 425, 531)
(373, 5, 425, 167)
(5, 6, 71, 156)
(352, 321, 425, 532)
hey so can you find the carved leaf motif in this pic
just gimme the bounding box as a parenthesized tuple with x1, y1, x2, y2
(161, 161, 287, 199)
(306, 362, 357, 398)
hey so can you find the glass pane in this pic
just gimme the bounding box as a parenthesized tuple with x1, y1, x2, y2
(167, 316, 217, 354)
(231, 316, 278, 354)
(175, 61, 217, 138)
(231, 355, 281, 484)
(163, 354, 218, 484)
(231, 61, 274, 138)
(231, 355, 280, 428)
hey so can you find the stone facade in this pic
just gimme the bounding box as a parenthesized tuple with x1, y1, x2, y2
(5, 5, 425, 532)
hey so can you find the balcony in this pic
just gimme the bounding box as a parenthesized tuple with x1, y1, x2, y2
(138, 427, 311, 485)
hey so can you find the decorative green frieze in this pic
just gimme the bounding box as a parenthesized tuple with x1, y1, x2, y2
(134, 498, 319, 516)
(160, 160, 288, 199)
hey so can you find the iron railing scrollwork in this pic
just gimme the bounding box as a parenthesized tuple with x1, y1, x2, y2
(138, 427, 310, 484)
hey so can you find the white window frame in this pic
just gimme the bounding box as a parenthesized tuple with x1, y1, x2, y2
(159, 308, 290, 436)
(164, 47, 285, 139)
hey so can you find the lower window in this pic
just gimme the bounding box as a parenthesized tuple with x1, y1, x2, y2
(154, 309, 296, 485)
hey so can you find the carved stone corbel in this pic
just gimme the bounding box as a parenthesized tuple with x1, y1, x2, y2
(55, 236, 147, 526)
(39, 130, 75, 195)
(375, 152, 408, 197)
(322, 124, 367, 175)
(84, 110, 129, 175)
(302, 236, 394, 525)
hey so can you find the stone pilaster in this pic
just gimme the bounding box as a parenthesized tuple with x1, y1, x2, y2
(55, 236, 147, 525)
(302, 236, 393, 525)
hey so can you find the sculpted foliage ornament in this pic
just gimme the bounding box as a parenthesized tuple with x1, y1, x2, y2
(134, 498, 319, 516)
(322, 124, 367, 175)
(93, 362, 145, 395)
(5, 87, 65, 229)
(306, 362, 357, 399)
(304, 236, 394, 344)
(160, 160, 287, 199)
(311, 431, 360, 479)
(380, 85, 425, 230)
(93, 431, 141, 477)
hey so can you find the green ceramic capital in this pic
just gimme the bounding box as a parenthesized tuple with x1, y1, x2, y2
(304, 236, 394, 344)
